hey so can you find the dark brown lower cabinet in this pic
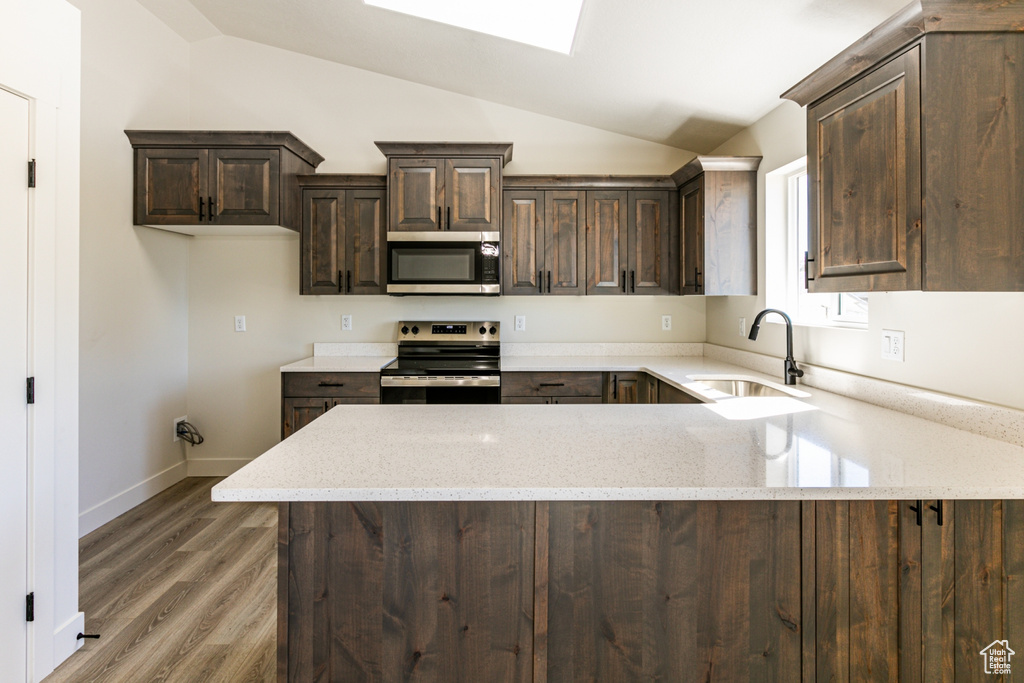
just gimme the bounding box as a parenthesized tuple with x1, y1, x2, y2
(279, 501, 536, 683)
(277, 499, 1024, 681)
(541, 500, 802, 682)
(808, 499, 1024, 683)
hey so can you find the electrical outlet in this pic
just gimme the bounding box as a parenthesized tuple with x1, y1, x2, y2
(739, 317, 746, 337)
(881, 329, 905, 361)
(514, 315, 526, 332)
(661, 315, 672, 331)
(173, 415, 187, 443)
(234, 315, 246, 332)
(342, 314, 352, 331)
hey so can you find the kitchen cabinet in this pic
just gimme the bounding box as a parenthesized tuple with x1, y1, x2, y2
(125, 131, 324, 236)
(376, 142, 512, 233)
(656, 379, 702, 404)
(501, 371, 603, 404)
(807, 499, 1024, 680)
(298, 175, 386, 295)
(281, 372, 379, 438)
(784, 5, 1024, 291)
(502, 190, 586, 295)
(673, 156, 760, 296)
(603, 371, 649, 404)
(587, 190, 676, 296)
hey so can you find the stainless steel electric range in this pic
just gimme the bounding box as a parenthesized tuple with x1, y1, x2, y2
(380, 321, 500, 404)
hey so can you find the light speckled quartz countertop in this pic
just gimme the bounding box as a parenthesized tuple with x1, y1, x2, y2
(214, 355, 1024, 502)
(280, 355, 395, 372)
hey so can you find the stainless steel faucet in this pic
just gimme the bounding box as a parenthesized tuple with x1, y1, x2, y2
(747, 309, 804, 386)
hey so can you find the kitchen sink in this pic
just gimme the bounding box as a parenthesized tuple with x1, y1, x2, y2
(693, 379, 794, 398)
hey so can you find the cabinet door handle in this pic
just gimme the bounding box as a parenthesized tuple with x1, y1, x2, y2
(318, 381, 345, 387)
(199, 196, 205, 222)
(539, 270, 543, 294)
(437, 207, 442, 231)
(338, 270, 343, 293)
(346, 270, 352, 293)
(929, 500, 944, 526)
(612, 375, 618, 400)
(538, 383, 565, 387)
(547, 270, 552, 293)
(804, 251, 815, 289)
(621, 270, 626, 293)
(208, 197, 215, 222)
(909, 501, 923, 526)
(446, 206, 451, 230)
(695, 267, 701, 290)
(324, 400, 329, 412)
(630, 270, 636, 293)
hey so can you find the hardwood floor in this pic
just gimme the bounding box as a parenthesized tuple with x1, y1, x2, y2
(44, 477, 277, 683)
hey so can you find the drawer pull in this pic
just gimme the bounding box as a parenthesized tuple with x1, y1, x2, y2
(538, 382, 565, 387)
(318, 381, 345, 387)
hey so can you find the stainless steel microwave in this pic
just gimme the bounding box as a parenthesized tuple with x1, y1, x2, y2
(386, 232, 500, 295)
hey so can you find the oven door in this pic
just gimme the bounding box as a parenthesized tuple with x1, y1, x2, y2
(386, 232, 499, 295)
(380, 375, 501, 404)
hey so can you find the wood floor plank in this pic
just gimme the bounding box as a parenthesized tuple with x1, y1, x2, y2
(43, 477, 277, 683)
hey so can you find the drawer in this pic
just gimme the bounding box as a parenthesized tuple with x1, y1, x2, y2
(282, 372, 380, 399)
(500, 371, 603, 398)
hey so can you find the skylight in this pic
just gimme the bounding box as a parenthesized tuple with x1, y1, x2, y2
(363, 0, 584, 55)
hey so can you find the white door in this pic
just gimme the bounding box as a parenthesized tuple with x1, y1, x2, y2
(0, 86, 31, 681)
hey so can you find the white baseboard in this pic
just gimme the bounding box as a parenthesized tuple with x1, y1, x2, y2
(187, 458, 251, 477)
(51, 610, 85, 670)
(78, 461, 187, 537)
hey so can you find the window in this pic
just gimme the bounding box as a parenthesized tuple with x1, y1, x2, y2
(766, 158, 868, 327)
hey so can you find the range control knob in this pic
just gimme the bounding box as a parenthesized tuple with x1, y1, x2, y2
(489, 326, 497, 335)
(401, 325, 409, 335)
(411, 325, 419, 335)
(479, 326, 487, 335)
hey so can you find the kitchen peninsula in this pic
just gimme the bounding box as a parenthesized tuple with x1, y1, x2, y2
(214, 357, 1024, 682)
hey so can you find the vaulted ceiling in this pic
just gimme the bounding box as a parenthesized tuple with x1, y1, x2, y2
(137, 0, 909, 152)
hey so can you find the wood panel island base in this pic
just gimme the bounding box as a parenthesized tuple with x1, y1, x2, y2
(277, 498, 1023, 682)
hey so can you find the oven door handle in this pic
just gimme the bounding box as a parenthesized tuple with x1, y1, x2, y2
(381, 376, 501, 388)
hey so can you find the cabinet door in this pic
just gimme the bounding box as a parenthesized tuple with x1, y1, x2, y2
(680, 177, 704, 295)
(134, 148, 207, 225)
(628, 190, 673, 295)
(921, 500, 1024, 681)
(346, 189, 385, 294)
(389, 158, 443, 232)
(809, 500, 923, 681)
(209, 148, 281, 225)
(808, 46, 922, 292)
(446, 158, 500, 232)
(586, 191, 627, 295)
(546, 191, 586, 295)
(604, 372, 640, 404)
(282, 397, 330, 438)
(502, 191, 544, 295)
(301, 189, 345, 295)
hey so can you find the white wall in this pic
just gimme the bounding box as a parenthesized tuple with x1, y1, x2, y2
(707, 102, 1024, 411)
(1, 0, 82, 678)
(72, 0, 193, 534)
(183, 36, 701, 472)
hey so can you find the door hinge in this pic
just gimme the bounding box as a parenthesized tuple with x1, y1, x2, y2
(28, 159, 36, 188)
(27, 377, 35, 405)
(26, 593, 34, 622)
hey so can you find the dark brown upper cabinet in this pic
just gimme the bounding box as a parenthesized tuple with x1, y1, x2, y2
(376, 142, 512, 233)
(783, 2, 1024, 292)
(587, 188, 675, 296)
(502, 188, 586, 295)
(673, 156, 760, 296)
(125, 131, 324, 237)
(298, 175, 386, 295)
